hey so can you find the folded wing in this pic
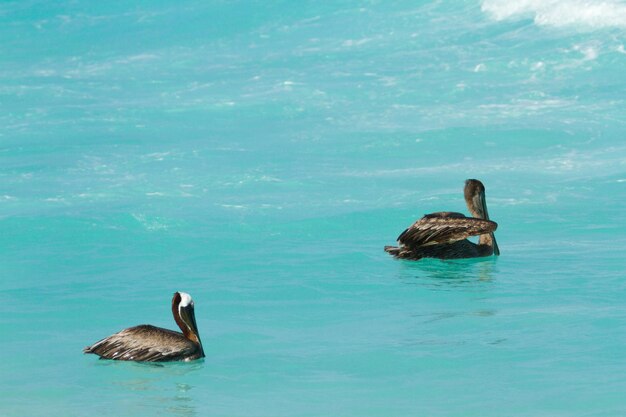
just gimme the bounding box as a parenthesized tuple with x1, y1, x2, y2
(84, 325, 197, 362)
(398, 212, 498, 247)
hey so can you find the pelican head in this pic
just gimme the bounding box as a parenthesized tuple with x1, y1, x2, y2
(172, 291, 204, 355)
(464, 179, 500, 256)
(464, 179, 487, 218)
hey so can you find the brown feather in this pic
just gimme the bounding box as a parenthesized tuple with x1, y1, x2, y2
(398, 215, 497, 247)
(84, 325, 202, 362)
(385, 239, 494, 260)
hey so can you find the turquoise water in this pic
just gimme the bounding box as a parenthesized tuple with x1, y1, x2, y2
(2, 0, 626, 415)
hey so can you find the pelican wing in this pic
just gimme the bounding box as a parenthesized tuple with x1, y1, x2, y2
(84, 325, 197, 362)
(398, 213, 497, 247)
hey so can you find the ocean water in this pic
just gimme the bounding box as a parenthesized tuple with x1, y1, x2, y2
(1, 0, 626, 415)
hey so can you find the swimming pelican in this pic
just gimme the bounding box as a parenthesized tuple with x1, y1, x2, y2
(384, 179, 500, 260)
(84, 291, 204, 362)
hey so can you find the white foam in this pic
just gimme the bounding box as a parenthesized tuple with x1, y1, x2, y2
(573, 43, 599, 60)
(531, 61, 545, 71)
(178, 292, 193, 307)
(481, 0, 626, 29)
(131, 213, 169, 231)
(474, 63, 487, 72)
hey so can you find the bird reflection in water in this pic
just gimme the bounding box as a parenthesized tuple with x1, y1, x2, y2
(397, 257, 497, 289)
(99, 360, 203, 417)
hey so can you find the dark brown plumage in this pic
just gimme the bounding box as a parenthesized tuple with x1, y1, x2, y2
(385, 179, 500, 260)
(84, 292, 204, 362)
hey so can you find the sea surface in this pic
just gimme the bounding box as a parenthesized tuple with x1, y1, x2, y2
(1, 0, 626, 416)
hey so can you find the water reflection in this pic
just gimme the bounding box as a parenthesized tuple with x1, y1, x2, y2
(396, 257, 497, 290)
(166, 383, 196, 417)
(97, 360, 204, 417)
(392, 258, 504, 348)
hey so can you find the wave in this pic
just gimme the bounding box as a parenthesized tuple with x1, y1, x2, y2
(481, 0, 626, 29)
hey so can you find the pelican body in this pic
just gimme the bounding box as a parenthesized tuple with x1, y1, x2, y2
(84, 292, 204, 362)
(385, 179, 500, 260)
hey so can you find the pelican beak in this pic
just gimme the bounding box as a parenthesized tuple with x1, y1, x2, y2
(179, 303, 203, 350)
(491, 233, 500, 256)
(473, 190, 487, 220)
(477, 190, 500, 256)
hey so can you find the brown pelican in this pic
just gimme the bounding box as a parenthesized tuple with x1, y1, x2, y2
(84, 292, 204, 362)
(385, 179, 500, 260)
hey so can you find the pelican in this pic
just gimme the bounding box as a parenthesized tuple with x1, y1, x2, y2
(385, 179, 500, 260)
(84, 291, 204, 362)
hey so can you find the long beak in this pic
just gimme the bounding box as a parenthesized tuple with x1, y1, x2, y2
(478, 191, 500, 256)
(475, 191, 488, 220)
(180, 304, 204, 353)
(491, 233, 500, 256)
